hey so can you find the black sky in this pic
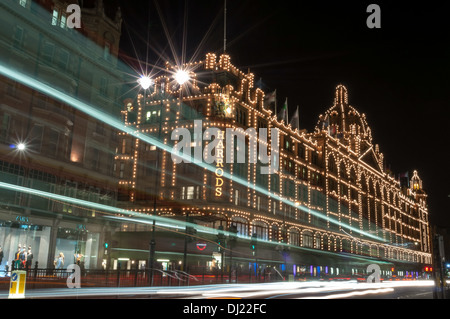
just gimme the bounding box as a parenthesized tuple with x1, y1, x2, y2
(117, 0, 450, 228)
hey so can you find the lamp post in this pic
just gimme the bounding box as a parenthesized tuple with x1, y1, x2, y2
(139, 68, 191, 284)
(175, 69, 190, 275)
(138, 75, 158, 286)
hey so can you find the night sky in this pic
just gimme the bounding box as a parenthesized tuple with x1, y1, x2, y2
(117, 0, 450, 228)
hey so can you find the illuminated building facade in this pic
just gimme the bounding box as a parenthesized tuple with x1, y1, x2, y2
(117, 53, 431, 274)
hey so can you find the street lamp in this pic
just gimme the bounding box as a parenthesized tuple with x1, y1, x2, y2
(138, 75, 158, 285)
(17, 143, 26, 151)
(175, 69, 190, 85)
(138, 75, 153, 90)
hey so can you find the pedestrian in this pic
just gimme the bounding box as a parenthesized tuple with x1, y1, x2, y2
(54, 252, 64, 277)
(26, 246, 33, 270)
(74, 251, 83, 266)
(0, 246, 3, 269)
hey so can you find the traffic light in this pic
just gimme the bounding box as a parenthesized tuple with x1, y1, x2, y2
(217, 225, 226, 252)
(250, 233, 257, 256)
(228, 224, 238, 249)
(186, 216, 197, 242)
(424, 266, 433, 272)
(104, 242, 109, 249)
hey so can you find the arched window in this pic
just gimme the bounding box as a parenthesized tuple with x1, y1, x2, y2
(314, 233, 321, 249)
(271, 224, 279, 242)
(289, 228, 300, 246)
(342, 239, 351, 252)
(350, 168, 357, 184)
(329, 236, 336, 251)
(328, 155, 336, 174)
(302, 231, 313, 248)
(252, 220, 268, 241)
(360, 174, 368, 193)
(323, 235, 329, 251)
(339, 162, 347, 179)
(379, 247, 386, 259)
(231, 216, 248, 237)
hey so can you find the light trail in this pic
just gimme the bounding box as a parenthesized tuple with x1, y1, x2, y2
(0, 53, 391, 244)
(199, 280, 435, 299)
(299, 288, 395, 299)
(0, 280, 433, 299)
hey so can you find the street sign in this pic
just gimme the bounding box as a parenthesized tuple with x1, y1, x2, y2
(9, 271, 26, 299)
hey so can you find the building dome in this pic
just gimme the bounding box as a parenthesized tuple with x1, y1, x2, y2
(315, 85, 373, 143)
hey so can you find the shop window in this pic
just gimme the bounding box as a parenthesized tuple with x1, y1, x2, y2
(289, 229, 300, 246)
(302, 231, 313, 248)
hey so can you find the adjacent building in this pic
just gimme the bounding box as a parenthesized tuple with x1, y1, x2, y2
(0, 0, 122, 269)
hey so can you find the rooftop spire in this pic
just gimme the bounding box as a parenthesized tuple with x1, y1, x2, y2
(335, 84, 349, 106)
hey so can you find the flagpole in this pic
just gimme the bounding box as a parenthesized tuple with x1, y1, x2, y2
(274, 89, 277, 116)
(286, 98, 288, 123)
(224, 0, 227, 53)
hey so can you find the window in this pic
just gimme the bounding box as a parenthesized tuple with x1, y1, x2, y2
(236, 108, 247, 126)
(289, 229, 300, 246)
(146, 110, 161, 123)
(42, 42, 55, 64)
(284, 139, 290, 151)
(328, 156, 336, 173)
(234, 189, 239, 205)
(311, 151, 319, 165)
(181, 186, 200, 200)
(51, 8, 68, 29)
(60, 15, 67, 29)
(145, 160, 156, 176)
(315, 236, 321, 249)
(57, 49, 70, 70)
(30, 125, 43, 153)
(186, 186, 195, 199)
(271, 224, 279, 242)
(119, 163, 125, 178)
(48, 129, 59, 157)
(232, 217, 248, 237)
(100, 77, 108, 96)
(0, 114, 11, 142)
(252, 221, 268, 241)
(297, 144, 305, 158)
(302, 231, 313, 248)
(299, 166, 308, 180)
(13, 26, 24, 49)
(95, 122, 105, 136)
(52, 10, 59, 25)
(104, 42, 111, 61)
